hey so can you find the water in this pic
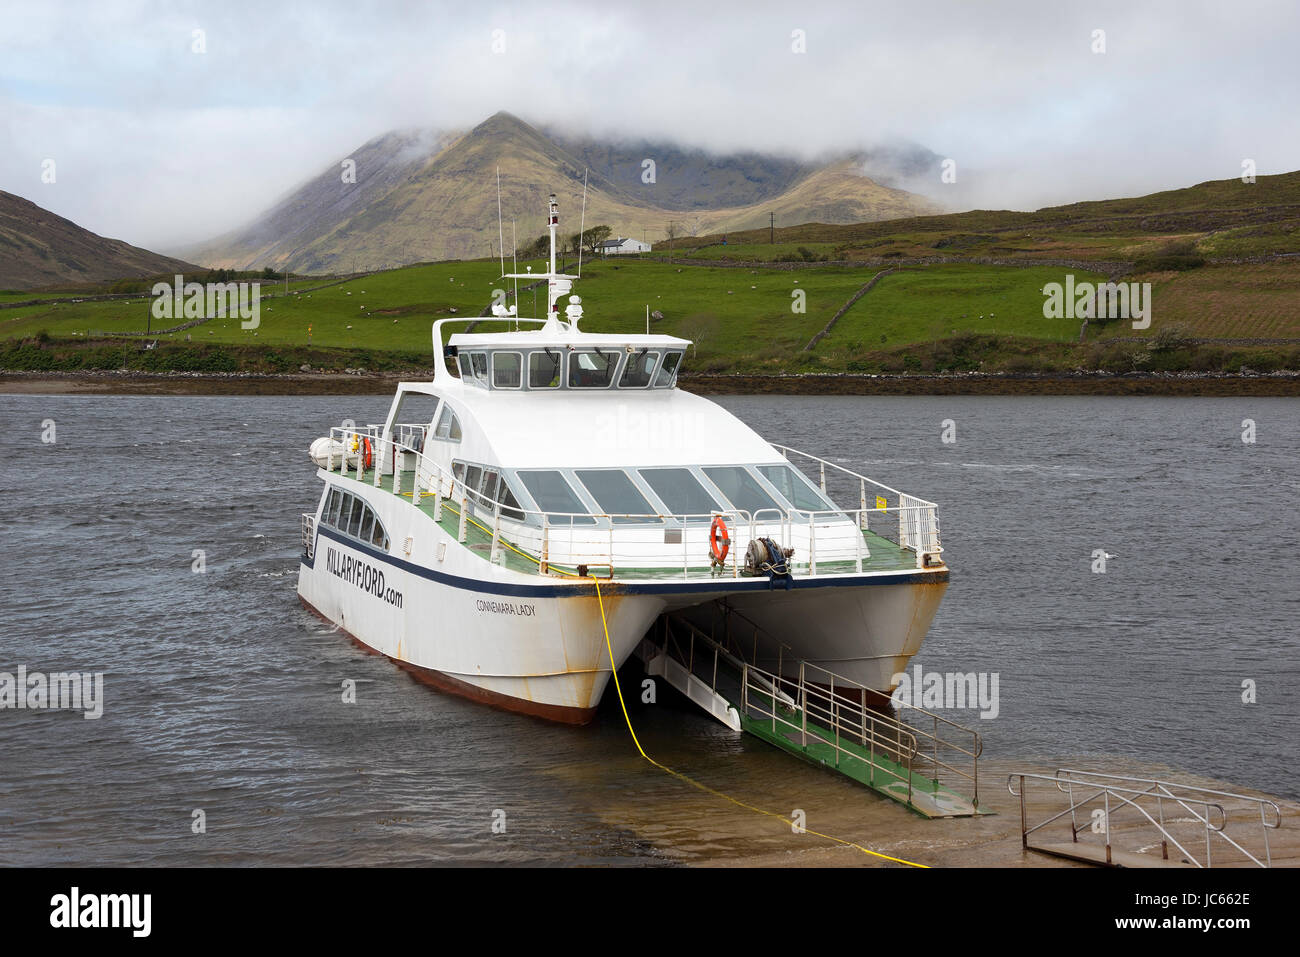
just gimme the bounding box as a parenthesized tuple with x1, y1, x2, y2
(1, 393, 1296, 866)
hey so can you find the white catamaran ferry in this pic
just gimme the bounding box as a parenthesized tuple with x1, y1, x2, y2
(298, 195, 948, 724)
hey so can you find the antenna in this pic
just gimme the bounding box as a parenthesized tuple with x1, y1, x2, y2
(496, 167, 505, 277)
(577, 168, 588, 278)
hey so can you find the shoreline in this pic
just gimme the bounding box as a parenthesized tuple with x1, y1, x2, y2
(4, 368, 1300, 396)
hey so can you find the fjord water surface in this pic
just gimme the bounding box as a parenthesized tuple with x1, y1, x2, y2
(1, 394, 1295, 865)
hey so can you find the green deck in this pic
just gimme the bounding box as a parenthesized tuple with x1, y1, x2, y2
(335, 466, 920, 580)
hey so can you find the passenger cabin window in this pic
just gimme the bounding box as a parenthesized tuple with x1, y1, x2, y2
(320, 488, 391, 550)
(492, 352, 522, 389)
(568, 350, 617, 388)
(517, 470, 596, 525)
(654, 351, 682, 388)
(639, 467, 722, 519)
(620, 350, 659, 388)
(758, 464, 834, 512)
(433, 405, 462, 442)
(576, 469, 660, 523)
(529, 350, 562, 388)
(464, 465, 483, 495)
(703, 466, 780, 515)
(454, 461, 526, 521)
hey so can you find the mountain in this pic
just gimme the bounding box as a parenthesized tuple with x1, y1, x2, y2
(186, 112, 942, 273)
(0, 190, 198, 291)
(542, 126, 820, 210)
(177, 127, 456, 272)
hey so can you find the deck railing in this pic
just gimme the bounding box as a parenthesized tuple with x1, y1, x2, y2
(318, 427, 944, 576)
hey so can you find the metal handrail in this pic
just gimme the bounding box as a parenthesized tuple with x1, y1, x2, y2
(740, 661, 921, 805)
(1009, 770, 1278, 867)
(300, 513, 315, 558)
(1053, 768, 1281, 867)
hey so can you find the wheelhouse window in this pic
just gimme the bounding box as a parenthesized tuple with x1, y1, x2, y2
(654, 351, 682, 388)
(639, 467, 722, 518)
(568, 350, 617, 388)
(702, 466, 780, 515)
(576, 469, 660, 524)
(492, 352, 522, 389)
(433, 405, 462, 442)
(458, 352, 488, 385)
(757, 464, 835, 512)
(529, 350, 562, 389)
(619, 350, 659, 388)
(517, 470, 596, 525)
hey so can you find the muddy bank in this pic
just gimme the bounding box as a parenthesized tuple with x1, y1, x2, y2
(3, 369, 1299, 396)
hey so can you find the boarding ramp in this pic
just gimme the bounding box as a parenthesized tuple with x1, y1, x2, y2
(639, 610, 985, 818)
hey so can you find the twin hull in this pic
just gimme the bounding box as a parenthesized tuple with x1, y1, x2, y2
(296, 475, 948, 723)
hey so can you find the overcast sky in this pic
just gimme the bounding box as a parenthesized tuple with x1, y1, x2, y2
(2, 0, 1298, 251)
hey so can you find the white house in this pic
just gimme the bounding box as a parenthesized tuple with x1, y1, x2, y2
(597, 236, 652, 256)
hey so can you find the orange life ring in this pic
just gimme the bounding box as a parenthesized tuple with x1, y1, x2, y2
(361, 436, 373, 471)
(709, 515, 730, 565)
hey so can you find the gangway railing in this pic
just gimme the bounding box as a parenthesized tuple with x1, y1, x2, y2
(716, 604, 982, 806)
(1009, 769, 1282, 867)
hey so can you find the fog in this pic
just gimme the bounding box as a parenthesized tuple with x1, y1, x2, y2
(2, 0, 1297, 251)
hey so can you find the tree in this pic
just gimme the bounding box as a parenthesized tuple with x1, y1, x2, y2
(570, 225, 613, 257)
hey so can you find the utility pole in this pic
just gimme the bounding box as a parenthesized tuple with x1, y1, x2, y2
(770, 211, 775, 244)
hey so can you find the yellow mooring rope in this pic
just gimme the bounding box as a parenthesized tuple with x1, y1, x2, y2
(591, 577, 928, 868)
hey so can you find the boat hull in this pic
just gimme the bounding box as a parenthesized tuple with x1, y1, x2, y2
(696, 576, 949, 690)
(297, 502, 666, 723)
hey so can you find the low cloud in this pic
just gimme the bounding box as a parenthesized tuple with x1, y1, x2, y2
(1, 0, 1297, 249)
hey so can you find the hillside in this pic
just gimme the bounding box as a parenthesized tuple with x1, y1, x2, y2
(670, 170, 1300, 254)
(0, 191, 198, 291)
(185, 111, 940, 273)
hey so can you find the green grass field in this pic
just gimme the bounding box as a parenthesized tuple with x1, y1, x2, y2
(814, 264, 1106, 351)
(3, 237, 1298, 377)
